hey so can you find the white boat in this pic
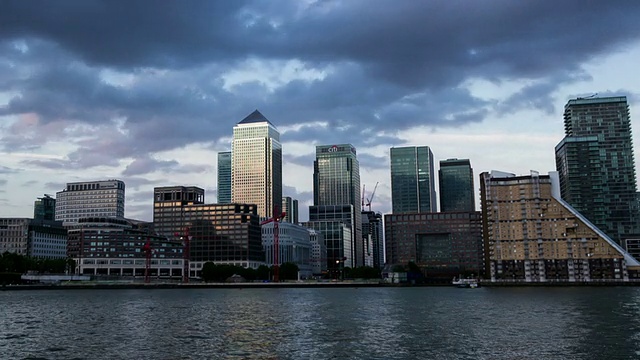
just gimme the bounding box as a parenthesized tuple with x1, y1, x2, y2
(452, 278, 479, 288)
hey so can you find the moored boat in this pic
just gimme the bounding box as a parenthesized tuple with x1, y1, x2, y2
(452, 277, 479, 288)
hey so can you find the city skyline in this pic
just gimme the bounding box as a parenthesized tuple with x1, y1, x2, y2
(2, 2, 640, 222)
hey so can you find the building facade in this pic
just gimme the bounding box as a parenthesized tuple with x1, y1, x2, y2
(232, 110, 282, 219)
(67, 217, 184, 278)
(439, 158, 475, 212)
(313, 144, 362, 267)
(480, 170, 639, 282)
(390, 146, 437, 213)
(153, 186, 205, 239)
(261, 222, 312, 278)
(384, 211, 484, 278)
(308, 229, 327, 275)
(281, 196, 299, 224)
(302, 220, 352, 275)
(217, 151, 232, 204)
(34, 194, 56, 221)
(556, 96, 639, 245)
(362, 210, 384, 269)
(55, 180, 125, 224)
(0, 218, 67, 259)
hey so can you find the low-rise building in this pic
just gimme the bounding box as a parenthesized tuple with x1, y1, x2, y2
(262, 222, 312, 278)
(0, 218, 67, 259)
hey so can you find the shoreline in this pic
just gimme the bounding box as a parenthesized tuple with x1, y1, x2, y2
(4, 279, 640, 290)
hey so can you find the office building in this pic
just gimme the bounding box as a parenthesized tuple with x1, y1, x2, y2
(55, 180, 125, 224)
(153, 186, 205, 239)
(555, 96, 638, 245)
(480, 170, 640, 282)
(232, 110, 282, 219)
(390, 146, 437, 213)
(262, 222, 312, 278)
(308, 229, 327, 275)
(302, 219, 352, 277)
(362, 210, 384, 269)
(313, 144, 362, 267)
(34, 194, 56, 221)
(217, 151, 232, 204)
(439, 158, 475, 212)
(384, 211, 483, 278)
(0, 218, 67, 259)
(281, 196, 299, 224)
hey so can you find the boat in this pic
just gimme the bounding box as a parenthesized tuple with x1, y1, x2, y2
(452, 277, 479, 288)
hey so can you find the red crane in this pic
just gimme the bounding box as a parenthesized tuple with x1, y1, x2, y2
(182, 229, 191, 283)
(142, 238, 154, 283)
(261, 206, 286, 282)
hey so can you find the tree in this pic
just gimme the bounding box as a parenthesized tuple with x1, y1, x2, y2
(279, 262, 299, 281)
(256, 265, 270, 281)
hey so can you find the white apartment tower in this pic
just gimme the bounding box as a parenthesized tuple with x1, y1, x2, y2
(55, 179, 125, 224)
(232, 110, 282, 219)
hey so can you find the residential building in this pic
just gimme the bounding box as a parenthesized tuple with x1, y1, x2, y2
(232, 110, 282, 219)
(34, 194, 56, 221)
(555, 96, 639, 245)
(362, 210, 384, 269)
(281, 196, 299, 224)
(262, 222, 312, 278)
(217, 151, 232, 204)
(439, 158, 475, 212)
(67, 217, 184, 278)
(390, 146, 437, 213)
(480, 170, 640, 282)
(384, 211, 483, 278)
(55, 180, 125, 224)
(313, 144, 362, 267)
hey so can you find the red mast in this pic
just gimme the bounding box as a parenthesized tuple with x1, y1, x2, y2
(182, 228, 191, 283)
(261, 206, 286, 282)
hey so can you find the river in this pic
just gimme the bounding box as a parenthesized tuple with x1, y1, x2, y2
(2, 286, 640, 359)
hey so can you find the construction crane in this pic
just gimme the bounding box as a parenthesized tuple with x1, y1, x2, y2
(261, 206, 286, 282)
(365, 182, 379, 211)
(361, 184, 366, 208)
(181, 228, 191, 283)
(142, 238, 154, 283)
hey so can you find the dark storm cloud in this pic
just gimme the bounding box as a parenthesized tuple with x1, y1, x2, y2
(1, 0, 640, 173)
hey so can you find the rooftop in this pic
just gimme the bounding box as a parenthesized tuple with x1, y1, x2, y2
(238, 110, 274, 125)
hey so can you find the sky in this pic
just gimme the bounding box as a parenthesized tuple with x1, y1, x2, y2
(2, 0, 640, 222)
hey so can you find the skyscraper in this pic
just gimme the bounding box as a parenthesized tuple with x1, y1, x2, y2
(55, 180, 125, 224)
(555, 96, 638, 245)
(217, 151, 231, 204)
(390, 146, 437, 213)
(312, 144, 363, 267)
(232, 110, 282, 219)
(439, 158, 475, 212)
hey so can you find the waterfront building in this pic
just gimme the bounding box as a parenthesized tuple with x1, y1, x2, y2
(281, 196, 299, 224)
(153, 186, 205, 239)
(308, 229, 327, 275)
(555, 96, 639, 245)
(362, 210, 384, 269)
(480, 170, 640, 282)
(261, 222, 312, 278)
(217, 151, 232, 204)
(55, 180, 125, 224)
(66, 217, 184, 278)
(34, 194, 56, 221)
(313, 144, 362, 267)
(0, 218, 67, 259)
(232, 110, 282, 219)
(384, 211, 483, 278)
(439, 158, 475, 212)
(390, 146, 437, 213)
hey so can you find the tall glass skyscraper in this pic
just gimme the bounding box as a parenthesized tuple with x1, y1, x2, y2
(232, 110, 282, 219)
(390, 146, 437, 213)
(439, 158, 475, 212)
(217, 151, 231, 204)
(555, 96, 639, 245)
(313, 144, 363, 267)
